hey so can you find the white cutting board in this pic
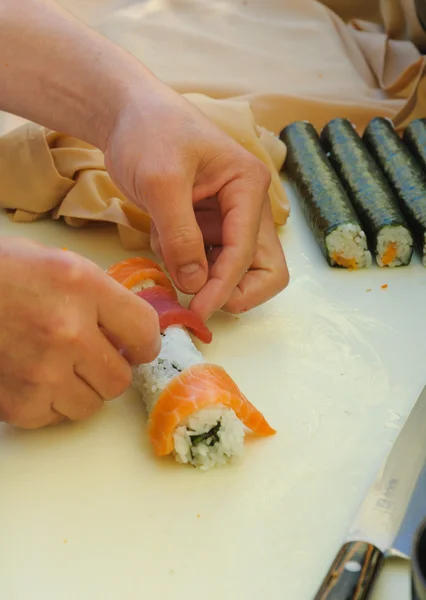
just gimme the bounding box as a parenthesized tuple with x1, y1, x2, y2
(0, 147, 422, 598)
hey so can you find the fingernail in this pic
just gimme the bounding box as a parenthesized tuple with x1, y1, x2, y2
(178, 263, 205, 292)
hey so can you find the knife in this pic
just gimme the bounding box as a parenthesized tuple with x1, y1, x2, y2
(389, 460, 426, 560)
(313, 385, 426, 600)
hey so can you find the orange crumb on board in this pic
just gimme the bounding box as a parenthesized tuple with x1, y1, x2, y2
(63, 540, 68, 544)
(61, 247, 68, 251)
(381, 284, 388, 289)
(381, 242, 397, 266)
(332, 253, 357, 270)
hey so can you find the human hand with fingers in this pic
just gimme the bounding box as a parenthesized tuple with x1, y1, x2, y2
(105, 81, 289, 321)
(0, 238, 160, 429)
(1, 0, 289, 325)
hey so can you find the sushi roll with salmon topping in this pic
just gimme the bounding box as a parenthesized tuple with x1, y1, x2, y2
(106, 258, 276, 470)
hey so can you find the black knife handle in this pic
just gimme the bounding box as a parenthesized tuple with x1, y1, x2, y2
(313, 541, 384, 600)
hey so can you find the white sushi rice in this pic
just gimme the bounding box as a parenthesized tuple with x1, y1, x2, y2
(129, 278, 156, 293)
(376, 225, 413, 267)
(173, 407, 245, 470)
(326, 223, 372, 268)
(131, 326, 245, 470)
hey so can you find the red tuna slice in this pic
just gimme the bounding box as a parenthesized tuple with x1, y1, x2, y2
(136, 286, 213, 344)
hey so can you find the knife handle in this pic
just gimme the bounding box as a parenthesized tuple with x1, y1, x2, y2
(313, 541, 384, 600)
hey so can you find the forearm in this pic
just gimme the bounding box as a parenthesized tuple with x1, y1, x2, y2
(0, 0, 155, 150)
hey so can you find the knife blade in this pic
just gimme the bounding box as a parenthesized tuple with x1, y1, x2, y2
(313, 385, 426, 600)
(389, 460, 426, 559)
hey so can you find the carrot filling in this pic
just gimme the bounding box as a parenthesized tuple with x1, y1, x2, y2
(332, 253, 357, 270)
(381, 242, 397, 266)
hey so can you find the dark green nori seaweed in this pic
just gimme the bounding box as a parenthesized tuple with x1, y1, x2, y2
(320, 118, 412, 266)
(279, 121, 365, 266)
(403, 118, 426, 172)
(363, 117, 426, 259)
(190, 421, 221, 447)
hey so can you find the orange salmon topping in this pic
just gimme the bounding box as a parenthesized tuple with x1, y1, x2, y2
(148, 363, 276, 456)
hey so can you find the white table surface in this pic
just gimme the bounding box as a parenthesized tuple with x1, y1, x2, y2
(0, 120, 422, 598)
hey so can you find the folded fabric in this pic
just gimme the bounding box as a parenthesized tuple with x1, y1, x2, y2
(92, 0, 426, 133)
(0, 94, 289, 249)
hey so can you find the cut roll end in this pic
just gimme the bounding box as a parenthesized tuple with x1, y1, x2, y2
(326, 224, 372, 269)
(173, 407, 245, 470)
(376, 225, 413, 267)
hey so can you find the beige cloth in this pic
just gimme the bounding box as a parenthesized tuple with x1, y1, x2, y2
(2, 0, 426, 247)
(0, 95, 289, 247)
(93, 0, 426, 132)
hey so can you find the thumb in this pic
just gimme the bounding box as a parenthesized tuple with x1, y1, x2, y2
(149, 221, 164, 263)
(145, 178, 208, 294)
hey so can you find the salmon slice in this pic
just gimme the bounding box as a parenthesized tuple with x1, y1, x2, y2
(148, 363, 276, 456)
(107, 257, 163, 284)
(121, 268, 177, 296)
(137, 286, 212, 344)
(107, 257, 211, 343)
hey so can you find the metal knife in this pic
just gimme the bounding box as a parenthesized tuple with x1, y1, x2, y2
(389, 459, 426, 560)
(313, 385, 426, 600)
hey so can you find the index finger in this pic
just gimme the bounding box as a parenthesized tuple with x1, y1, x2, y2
(189, 174, 266, 320)
(96, 274, 161, 364)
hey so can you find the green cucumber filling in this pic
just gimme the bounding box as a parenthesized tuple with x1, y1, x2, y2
(189, 421, 222, 447)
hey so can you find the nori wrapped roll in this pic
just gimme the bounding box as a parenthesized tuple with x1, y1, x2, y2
(280, 121, 371, 269)
(403, 118, 426, 171)
(363, 117, 426, 265)
(321, 118, 413, 267)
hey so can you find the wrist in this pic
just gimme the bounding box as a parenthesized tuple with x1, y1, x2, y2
(95, 58, 163, 152)
(90, 59, 158, 152)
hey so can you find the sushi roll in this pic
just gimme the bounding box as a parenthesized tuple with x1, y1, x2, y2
(280, 121, 372, 269)
(363, 117, 426, 265)
(320, 118, 413, 267)
(107, 258, 276, 470)
(403, 118, 426, 171)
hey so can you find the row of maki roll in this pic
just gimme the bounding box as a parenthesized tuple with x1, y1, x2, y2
(402, 118, 426, 172)
(280, 116, 426, 269)
(321, 118, 413, 268)
(279, 121, 372, 270)
(363, 117, 426, 266)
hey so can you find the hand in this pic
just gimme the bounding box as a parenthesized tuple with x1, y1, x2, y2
(104, 80, 289, 320)
(0, 0, 288, 321)
(0, 238, 160, 429)
(186, 196, 288, 316)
